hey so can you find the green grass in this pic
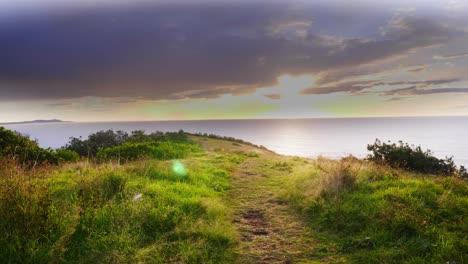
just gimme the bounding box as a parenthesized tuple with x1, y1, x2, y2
(1, 134, 467, 263)
(284, 158, 468, 263)
(0, 150, 249, 263)
(96, 141, 201, 163)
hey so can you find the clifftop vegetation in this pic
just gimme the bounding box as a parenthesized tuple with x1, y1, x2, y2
(0, 127, 78, 166)
(368, 139, 467, 178)
(0, 126, 466, 263)
(65, 129, 193, 158)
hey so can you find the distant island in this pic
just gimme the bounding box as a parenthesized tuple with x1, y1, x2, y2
(0, 119, 69, 125)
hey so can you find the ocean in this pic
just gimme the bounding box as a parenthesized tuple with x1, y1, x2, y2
(3, 116, 468, 167)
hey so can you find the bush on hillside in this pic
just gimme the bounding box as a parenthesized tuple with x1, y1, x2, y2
(65, 130, 129, 157)
(55, 149, 80, 163)
(0, 127, 67, 166)
(367, 139, 466, 177)
(66, 129, 193, 157)
(96, 141, 200, 163)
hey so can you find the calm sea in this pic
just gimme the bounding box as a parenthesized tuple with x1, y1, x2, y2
(3, 116, 468, 167)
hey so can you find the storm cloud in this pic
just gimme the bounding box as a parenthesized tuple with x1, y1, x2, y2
(0, 1, 466, 101)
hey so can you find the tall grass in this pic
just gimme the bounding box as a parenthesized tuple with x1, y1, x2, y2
(284, 157, 467, 263)
(0, 151, 238, 263)
(0, 159, 52, 262)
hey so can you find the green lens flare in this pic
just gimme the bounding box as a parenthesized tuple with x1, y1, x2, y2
(172, 160, 187, 177)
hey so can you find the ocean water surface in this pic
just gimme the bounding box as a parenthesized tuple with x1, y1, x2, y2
(4, 116, 468, 167)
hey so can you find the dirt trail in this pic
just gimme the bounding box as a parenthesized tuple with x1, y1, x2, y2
(228, 156, 319, 263)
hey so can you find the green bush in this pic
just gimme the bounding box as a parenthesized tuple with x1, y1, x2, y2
(66, 129, 194, 157)
(0, 127, 60, 166)
(367, 139, 465, 177)
(56, 149, 80, 163)
(96, 141, 200, 163)
(65, 130, 130, 157)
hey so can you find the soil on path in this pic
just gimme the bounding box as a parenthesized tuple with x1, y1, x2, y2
(227, 156, 321, 264)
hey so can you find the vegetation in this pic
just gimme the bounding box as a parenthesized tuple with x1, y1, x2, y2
(285, 157, 467, 263)
(1, 126, 466, 263)
(188, 132, 270, 151)
(96, 141, 200, 163)
(66, 129, 193, 157)
(0, 149, 248, 263)
(368, 139, 467, 178)
(0, 127, 79, 166)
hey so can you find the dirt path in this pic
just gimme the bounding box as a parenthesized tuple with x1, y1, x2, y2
(227, 156, 319, 263)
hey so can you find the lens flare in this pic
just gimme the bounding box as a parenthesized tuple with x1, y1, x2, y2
(172, 160, 187, 177)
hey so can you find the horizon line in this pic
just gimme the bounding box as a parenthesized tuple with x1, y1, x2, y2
(2, 114, 468, 125)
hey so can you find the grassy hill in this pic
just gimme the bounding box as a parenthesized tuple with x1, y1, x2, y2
(0, 129, 466, 263)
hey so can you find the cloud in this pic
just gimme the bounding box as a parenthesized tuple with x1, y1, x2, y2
(386, 96, 406, 101)
(384, 87, 468, 96)
(433, 52, 468, 60)
(301, 80, 376, 95)
(382, 79, 460, 87)
(407, 65, 427, 73)
(46, 102, 73, 107)
(264, 93, 282, 99)
(453, 104, 468, 109)
(0, 3, 465, 101)
(301, 78, 460, 95)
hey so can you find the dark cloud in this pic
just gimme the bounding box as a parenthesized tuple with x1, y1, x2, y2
(301, 78, 459, 95)
(385, 87, 468, 96)
(383, 86, 419, 96)
(381, 79, 460, 87)
(433, 52, 468, 60)
(0, 2, 464, 100)
(301, 80, 376, 95)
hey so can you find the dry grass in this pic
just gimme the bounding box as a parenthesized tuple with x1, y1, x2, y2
(315, 157, 361, 196)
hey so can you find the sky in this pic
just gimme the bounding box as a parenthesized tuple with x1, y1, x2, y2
(1, 0, 468, 122)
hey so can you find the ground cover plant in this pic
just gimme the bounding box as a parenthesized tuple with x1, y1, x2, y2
(285, 156, 468, 263)
(1, 126, 467, 263)
(0, 150, 243, 263)
(96, 141, 200, 163)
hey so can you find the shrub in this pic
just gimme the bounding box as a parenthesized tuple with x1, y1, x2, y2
(0, 127, 60, 166)
(66, 129, 194, 157)
(65, 130, 129, 157)
(56, 149, 80, 163)
(367, 139, 463, 176)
